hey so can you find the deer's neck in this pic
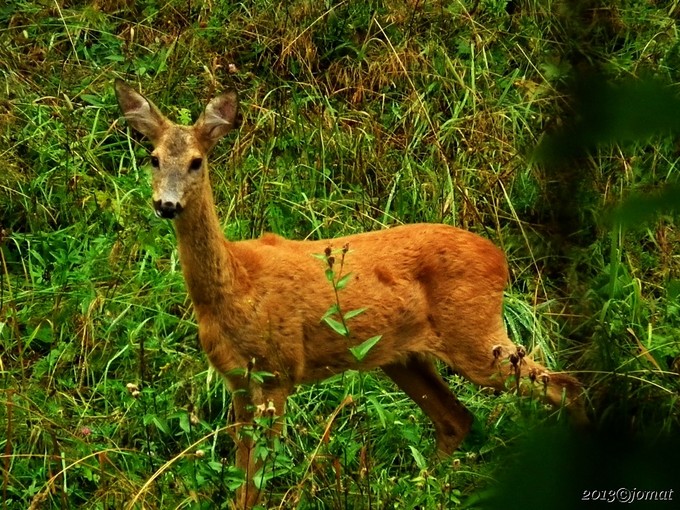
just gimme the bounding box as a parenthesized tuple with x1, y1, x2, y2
(173, 183, 236, 310)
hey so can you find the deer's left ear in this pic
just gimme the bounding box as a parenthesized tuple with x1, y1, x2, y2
(195, 90, 239, 151)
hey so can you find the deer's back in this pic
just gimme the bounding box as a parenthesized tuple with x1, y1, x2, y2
(199, 224, 508, 382)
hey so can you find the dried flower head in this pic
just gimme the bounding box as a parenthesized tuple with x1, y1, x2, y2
(528, 367, 539, 383)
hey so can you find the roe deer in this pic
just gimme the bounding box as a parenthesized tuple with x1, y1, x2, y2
(114, 79, 587, 509)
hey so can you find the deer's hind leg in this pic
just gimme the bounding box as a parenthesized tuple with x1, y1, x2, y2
(382, 353, 473, 455)
(439, 325, 588, 426)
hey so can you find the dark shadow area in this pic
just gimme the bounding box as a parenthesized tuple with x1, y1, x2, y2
(479, 427, 680, 510)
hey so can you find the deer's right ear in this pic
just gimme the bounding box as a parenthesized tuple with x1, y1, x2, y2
(114, 79, 167, 143)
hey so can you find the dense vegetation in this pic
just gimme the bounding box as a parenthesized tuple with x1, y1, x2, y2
(1, 0, 679, 508)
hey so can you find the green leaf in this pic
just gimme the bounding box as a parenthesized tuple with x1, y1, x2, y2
(367, 395, 387, 428)
(224, 367, 247, 378)
(349, 335, 382, 361)
(409, 445, 427, 470)
(81, 94, 106, 107)
(222, 466, 246, 490)
(179, 412, 190, 434)
(252, 466, 271, 490)
(667, 280, 680, 301)
(324, 316, 349, 337)
(144, 414, 170, 435)
(343, 307, 367, 321)
(325, 268, 335, 282)
(321, 303, 340, 321)
(250, 370, 276, 384)
(336, 272, 353, 290)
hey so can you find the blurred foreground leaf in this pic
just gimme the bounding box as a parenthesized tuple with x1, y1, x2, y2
(609, 183, 680, 227)
(535, 76, 680, 162)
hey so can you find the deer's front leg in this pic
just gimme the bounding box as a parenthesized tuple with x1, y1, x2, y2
(228, 379, 290, 509)
(227, 386, 258, 509)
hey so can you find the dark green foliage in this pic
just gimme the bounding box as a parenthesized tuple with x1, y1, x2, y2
(1, 0, 679, 508)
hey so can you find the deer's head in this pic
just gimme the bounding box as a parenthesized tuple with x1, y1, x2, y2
(114, 79, 238, 219)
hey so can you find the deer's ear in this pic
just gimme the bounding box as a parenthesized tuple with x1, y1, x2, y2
(114, 79, 167, 143)
(195, 90, 239, 151)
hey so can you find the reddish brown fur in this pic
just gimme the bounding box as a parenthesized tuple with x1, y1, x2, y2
(114, 80, 587, 509)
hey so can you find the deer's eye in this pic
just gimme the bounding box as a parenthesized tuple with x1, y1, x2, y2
(150, 156, 160, 168)
(188, 158, 203, 172)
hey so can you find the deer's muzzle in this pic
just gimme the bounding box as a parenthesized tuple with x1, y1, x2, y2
(154, 200, 183, 219)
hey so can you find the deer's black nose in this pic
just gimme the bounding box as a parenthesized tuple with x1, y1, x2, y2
(154, 200, 183, 219)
